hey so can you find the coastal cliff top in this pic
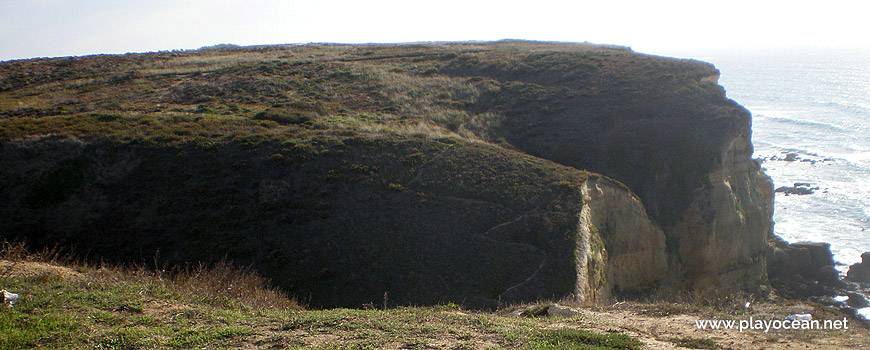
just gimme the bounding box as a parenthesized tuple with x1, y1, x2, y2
(1, 40, 735, 224)
(0, 40, 719, 145)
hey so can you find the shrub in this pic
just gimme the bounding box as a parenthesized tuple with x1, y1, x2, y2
(253, 107, 315, 125)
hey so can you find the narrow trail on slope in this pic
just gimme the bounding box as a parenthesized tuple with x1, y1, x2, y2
(477, 214, 549, 302)
(406, 143, 456, 186)
(420, 194, 549, 304)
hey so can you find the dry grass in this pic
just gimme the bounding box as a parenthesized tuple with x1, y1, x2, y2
(1, 241, 299, 312)
(0, 241, 649, 349)
(0, 241, 301, 349)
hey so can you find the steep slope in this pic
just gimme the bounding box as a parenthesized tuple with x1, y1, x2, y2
(0, 41, 771, 306)
(0, 135, 577, 308)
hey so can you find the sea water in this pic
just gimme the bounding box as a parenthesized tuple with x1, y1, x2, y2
(659, 47, 870, 318)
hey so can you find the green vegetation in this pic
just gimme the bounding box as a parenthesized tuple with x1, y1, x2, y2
(0, 131, 592, 308)
(0, 243, 295, 349)
(667, 336, 720, 349)
(0, 40, 761, 308)
(531, 329, 642, 349)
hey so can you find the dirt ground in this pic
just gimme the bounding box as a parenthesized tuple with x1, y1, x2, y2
(536, 302, 870, 349)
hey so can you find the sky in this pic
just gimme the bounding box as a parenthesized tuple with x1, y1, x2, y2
(2, 0, 870, 61)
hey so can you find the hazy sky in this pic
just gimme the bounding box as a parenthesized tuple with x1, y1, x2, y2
(2, 0, 869, 61)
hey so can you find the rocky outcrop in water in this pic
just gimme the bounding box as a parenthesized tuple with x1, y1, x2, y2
(847, 252, 870, 283)
(775, 183, 819, 196)
(769, 241, 870, 320)
(768, 240, 844, 298)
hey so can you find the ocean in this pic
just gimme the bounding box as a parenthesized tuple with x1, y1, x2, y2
(661, 47, 870, 271)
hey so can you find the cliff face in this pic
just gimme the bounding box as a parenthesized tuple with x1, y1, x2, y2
(577, 178, 667, 300)
(670, 131, 774, 290)
(0, 41, 774, 306)
(434, 45, 775, 293)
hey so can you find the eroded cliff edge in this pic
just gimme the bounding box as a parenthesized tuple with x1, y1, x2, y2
(0, 41, 773, 307)
(433, 43, 775, 293)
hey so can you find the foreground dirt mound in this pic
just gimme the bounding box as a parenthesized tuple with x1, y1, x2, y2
(1, 259, 82, 280)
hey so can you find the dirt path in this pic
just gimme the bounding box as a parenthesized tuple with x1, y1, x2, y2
(540, 302, 870, 349)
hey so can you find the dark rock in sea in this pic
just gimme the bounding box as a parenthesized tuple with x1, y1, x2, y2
(846, 252, 870, 283)
(774, 182, 819, 196)
(775, 186, 814, 195)
(771, 246, 870, 325)
(817, 265, 843, 286)
(784, 153, 799, 162)
(846, 292, 870, 308)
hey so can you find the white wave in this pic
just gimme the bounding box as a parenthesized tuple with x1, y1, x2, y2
(812, 99, 870, 117)
(824, 151, 870, 166)
(763, 115, 847, 132)
(759, 144, 829, 161)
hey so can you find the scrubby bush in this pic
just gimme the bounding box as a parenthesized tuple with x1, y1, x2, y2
(253, 107, 315, 125)
(253, 100, 327, 125)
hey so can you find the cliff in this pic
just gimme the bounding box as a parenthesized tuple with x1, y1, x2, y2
(430, 43, 774, 291)
(0, 41, 773, 307)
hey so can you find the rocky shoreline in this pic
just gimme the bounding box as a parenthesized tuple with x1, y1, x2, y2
(768, 239, 870, 321)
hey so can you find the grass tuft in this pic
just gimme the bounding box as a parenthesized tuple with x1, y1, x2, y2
(532, 328, 643, 349)
(666, 336, 720, 349)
